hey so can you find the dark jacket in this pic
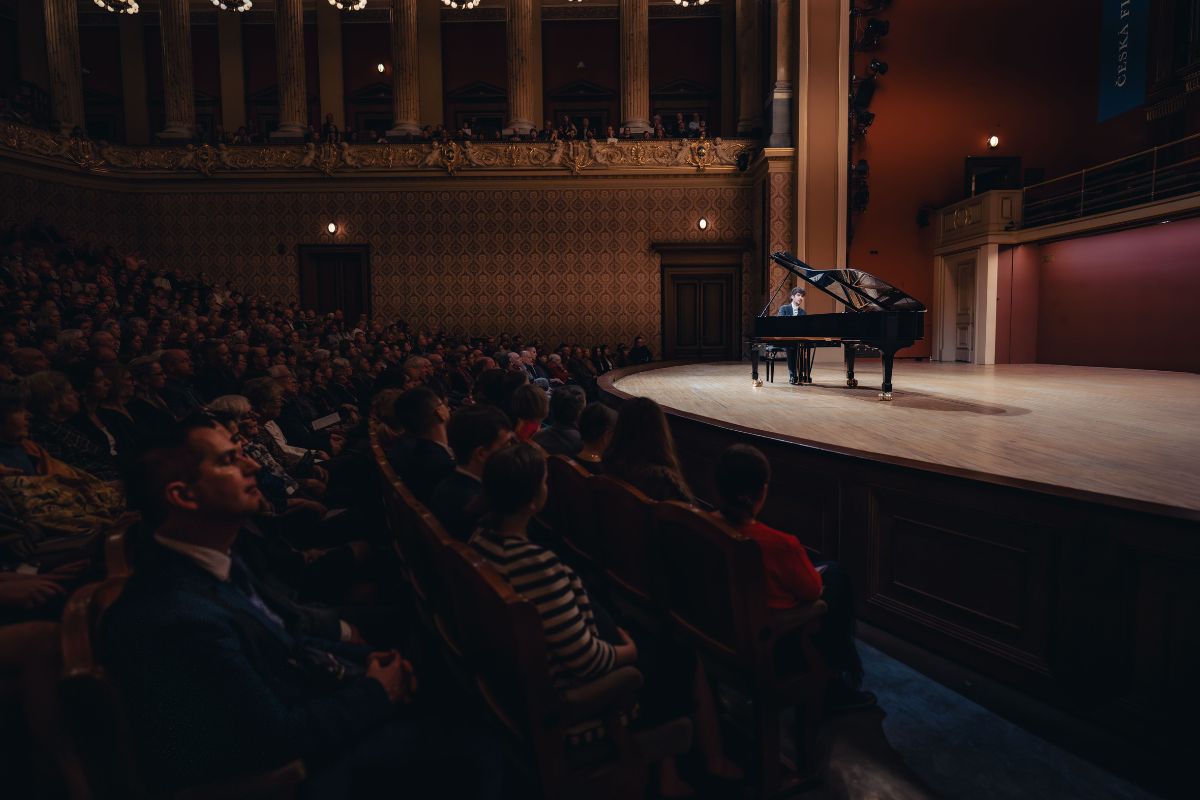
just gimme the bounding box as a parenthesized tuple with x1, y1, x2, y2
(386, 436, 455, 505)
(102, 541, 391, 793)
(428, 470, 485, 542)
(532, 424, 583, 457)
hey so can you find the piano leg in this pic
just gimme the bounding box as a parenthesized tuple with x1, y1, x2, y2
(879, 348, 896, 401)
(751, 345, 763, 387)
(844, 345, 859, 388)
(802, 345, 816, 385)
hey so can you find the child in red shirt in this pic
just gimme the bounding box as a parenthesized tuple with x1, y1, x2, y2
(713, 444, 875, 712)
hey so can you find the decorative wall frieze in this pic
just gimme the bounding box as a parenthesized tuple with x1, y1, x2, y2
(0, 121, 757, 179)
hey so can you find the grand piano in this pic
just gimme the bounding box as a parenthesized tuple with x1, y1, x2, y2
(749, 251, 926, 400)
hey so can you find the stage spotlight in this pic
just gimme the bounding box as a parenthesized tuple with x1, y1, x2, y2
(988, 134, 1000, 149)
(858, 18, 890, 50)
(853, 76, 877, 111)
(869, 59, 889, 75)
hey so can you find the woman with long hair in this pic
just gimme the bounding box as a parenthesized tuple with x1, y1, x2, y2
(603, 397, 692, 502)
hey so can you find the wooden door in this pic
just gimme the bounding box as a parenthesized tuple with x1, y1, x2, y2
(954, 258, 975, 362)
(662, 265, 740, 361)
(298, 246, 371, 323)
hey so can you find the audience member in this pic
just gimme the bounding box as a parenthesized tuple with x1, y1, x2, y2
(508, 383, 548, 442)
(104, 418, 502, 798)
(532, 385, 585, 456)
(574, 402, 616, 474)
(713, 444, 876, 712)
(386, 386, 454, 504)
(603, 396, 692, 502)
(429, 405, 513, 541)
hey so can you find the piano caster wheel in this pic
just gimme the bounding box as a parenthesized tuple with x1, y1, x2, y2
(847, 379, 859, 388)
(753, 379, 763, 388)
(878, 392, 893, 401)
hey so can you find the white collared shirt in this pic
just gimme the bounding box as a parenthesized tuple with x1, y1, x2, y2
(154, 533, 232, 581)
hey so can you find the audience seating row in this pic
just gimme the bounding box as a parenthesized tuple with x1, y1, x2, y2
(541, 454, 832, 797)
(369, 433, 693, 800)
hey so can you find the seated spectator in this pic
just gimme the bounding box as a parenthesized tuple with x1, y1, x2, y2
(604, 397, 692, 503)
(11, 347, 49, 376)
(713, 444, 876, 712)
(429, 405, 513, 541)
(159, 348, 202, 419)
(545, 353, 570, 384)
(96, 362, 141, 454)
(127, 354, 176, 434)
(25, 370, 119, 481)
(105, 417, 502, 798)
(532, 385, 585, 457)
(574, 402, 617, 474)
(509, 383, 548, 443)
(470, 445, 739, 796)
(590, 344, 614, 375)
(385, 386, 454, 504)
(625, 336, 651, 365)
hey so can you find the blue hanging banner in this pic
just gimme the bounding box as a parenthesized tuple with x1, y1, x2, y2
(1098, 0, 1149, 121)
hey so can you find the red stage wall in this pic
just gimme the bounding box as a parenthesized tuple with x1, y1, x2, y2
(849, 0, 1153, 359)
(1036, 217, 1200, 374)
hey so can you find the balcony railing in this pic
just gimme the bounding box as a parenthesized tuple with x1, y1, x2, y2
(1022, 133, 1200, 227)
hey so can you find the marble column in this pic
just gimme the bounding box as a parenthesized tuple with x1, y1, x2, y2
(766, 0, 794, 146)
(619, 0, 650, 134)
(42, 0, 85, 135)
(272, 0, 308, 141)
(119, 13, 149, 145)
(736, 0, 763, 135)
(388, 0, 421, 137)
(157, 0, 196, 142)
(504, 0, 536, 135)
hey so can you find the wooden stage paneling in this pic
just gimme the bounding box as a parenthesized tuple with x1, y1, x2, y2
(599, 361, 1200, 771)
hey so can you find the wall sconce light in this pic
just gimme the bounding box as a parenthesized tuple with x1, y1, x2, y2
(377, 63, 385, 74)
(987, 135, 1000, 149)
(326, 222, 338, 234)
(698, 218, 709, 231)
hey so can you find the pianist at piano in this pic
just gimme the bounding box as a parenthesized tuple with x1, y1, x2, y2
(776, 287, 807, 384)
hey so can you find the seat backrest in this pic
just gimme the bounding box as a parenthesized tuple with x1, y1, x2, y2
(544, 455, 599, 564)
(591, 475, 657, 608)
(58, 577, 146, 800)
(651, 501, 774, 670)
(439, 541, 557, 743)
(103, 514, 141, 579)
(382, 476, 438, 603)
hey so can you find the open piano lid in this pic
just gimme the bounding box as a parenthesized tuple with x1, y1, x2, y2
(770, 251, 926, 313)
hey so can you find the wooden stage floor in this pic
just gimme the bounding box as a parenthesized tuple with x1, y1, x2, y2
(610, 361, 1200, 516)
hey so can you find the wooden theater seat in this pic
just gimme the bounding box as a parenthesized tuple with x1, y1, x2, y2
(57, 578, 306, 800)
(438, 540, 692, 800)
(589, 475, 660, 625)
(651, 501, 831, 797)
(542, 455, 601, 569)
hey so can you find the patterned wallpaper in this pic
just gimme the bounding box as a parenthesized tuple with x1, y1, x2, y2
(1, 171, 758, 353)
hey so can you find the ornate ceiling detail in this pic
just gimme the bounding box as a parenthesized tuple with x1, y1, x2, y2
(0, 121, 755, 179)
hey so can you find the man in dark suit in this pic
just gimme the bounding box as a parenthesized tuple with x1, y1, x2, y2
(776, 286, 807, 384)
(104, 417, 501, 799)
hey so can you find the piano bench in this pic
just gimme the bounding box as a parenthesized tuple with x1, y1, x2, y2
(762, 345, 786, 383)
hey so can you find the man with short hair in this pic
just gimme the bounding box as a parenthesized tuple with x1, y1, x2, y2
(159, 348, 202, 419)
(532, 385, 586, 457)
(429, 406, 513, 541)
(104, 419, 502, 798)
(628, 335, 653, 365)
(777, 286, 807, 384)
(386, 386, 454, 504)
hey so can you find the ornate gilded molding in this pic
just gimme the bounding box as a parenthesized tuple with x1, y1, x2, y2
(0, 121, 755, 179)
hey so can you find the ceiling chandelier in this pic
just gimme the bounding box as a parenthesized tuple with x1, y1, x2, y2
(673, 0, 710, 6)
(93, 0, 139, 13)
(442, 0, 482, 10)
(329, 0, 369, 10)
(211, 0, 252, 10)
